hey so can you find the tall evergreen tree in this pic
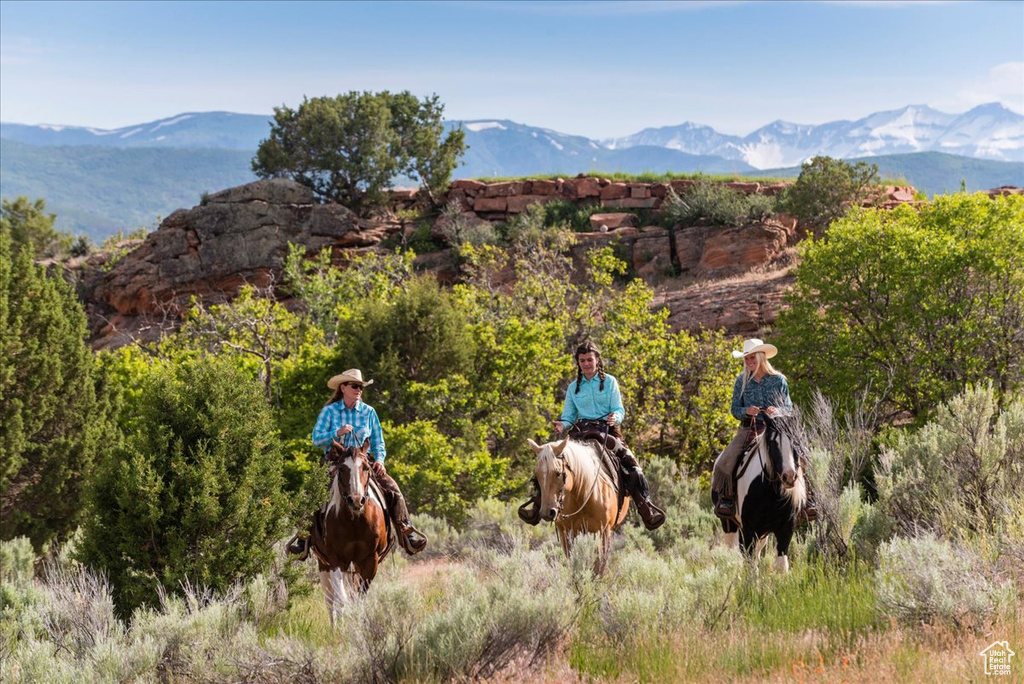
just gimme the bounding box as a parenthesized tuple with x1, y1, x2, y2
(0, 229, 116, 548)
(0, 196, 71, 259)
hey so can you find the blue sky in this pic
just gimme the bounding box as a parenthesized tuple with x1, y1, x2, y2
(1, 0, 1022, 139)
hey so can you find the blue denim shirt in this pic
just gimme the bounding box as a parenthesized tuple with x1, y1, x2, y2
(730, 372, 792, 423)
(311, 399, 387, 462)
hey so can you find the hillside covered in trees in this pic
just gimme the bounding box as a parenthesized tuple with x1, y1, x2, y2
(2, 93, 1022, 682)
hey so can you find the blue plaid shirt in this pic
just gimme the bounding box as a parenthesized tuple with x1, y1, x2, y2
(311, 400, 387, 463)
(730, 372, 792, 423)
(560, 373, 626, 426)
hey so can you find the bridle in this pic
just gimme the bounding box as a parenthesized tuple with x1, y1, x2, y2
(328, 445, 371, 506)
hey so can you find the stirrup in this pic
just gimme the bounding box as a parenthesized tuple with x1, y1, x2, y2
(286, 535, 309, 561)
(797, 502, 819, 523)
(636, 498, 666, 531)
(398, 523, 427, 555)
(518, 497, 541, 526)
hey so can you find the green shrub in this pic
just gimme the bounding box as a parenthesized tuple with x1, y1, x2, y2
(339, 539, 572, 683)
(876, 534, 1011, 630)
(538, 198, 605, 232)
(877, 384, 1024, 537)
(661, 183, 774, 228)
(779, 194, 1024, 420)
(435, 200, 498, 248)
(781, 155, 880, 226)
(77, 356, 290, 616)
(744, 192, 778, 222)
(384, 419, 508, 525)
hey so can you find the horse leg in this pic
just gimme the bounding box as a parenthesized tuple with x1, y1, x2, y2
(741, 533, 762, 576)
(333, 567, 350, 611)
(319, 568, 337, 629)
(557, 527, 572, 558)
(718, 504, 741, 552)
(341, 571, 361, 598)
(774, 525, 795, 573)
(595, 530, 611, 576)
(355, 555, 378, 594)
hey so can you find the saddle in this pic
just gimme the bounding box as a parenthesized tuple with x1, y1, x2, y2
(569, 424, 628, 514)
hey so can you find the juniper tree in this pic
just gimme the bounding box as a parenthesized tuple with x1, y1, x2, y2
(0, 229, 116, 549)
(252, 91, 466, 214)
(78, 356, 290, 616)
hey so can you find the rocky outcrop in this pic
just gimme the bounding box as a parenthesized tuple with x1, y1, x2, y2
(77, 179, 400, 348)
(73, 176, 961, 350)
(406, 176, 796, 223)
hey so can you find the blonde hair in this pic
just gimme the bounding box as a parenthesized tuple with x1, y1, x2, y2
(739, 351, 784, 397)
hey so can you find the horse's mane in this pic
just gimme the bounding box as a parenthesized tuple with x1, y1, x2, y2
(539, 439, 610, 490)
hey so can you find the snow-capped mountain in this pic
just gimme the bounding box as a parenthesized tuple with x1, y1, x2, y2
(0, 111, 274, 150)
(452, 119, 752, 177)
(603, 103, 1024, 168)
(5, 103, 1021, 170)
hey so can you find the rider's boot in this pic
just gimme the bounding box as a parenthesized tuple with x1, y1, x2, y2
(617, 447, 666, 530)
(714, 491, 736, 519)
(517, 477, 542, 525)
(286, 534, 310, 561)
(391, 494, 428, 555)
(797, 489, 819, 523)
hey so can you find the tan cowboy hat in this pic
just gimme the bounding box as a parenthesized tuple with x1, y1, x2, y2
(327, 368, 374, 390)
(732, 338, 778, 359)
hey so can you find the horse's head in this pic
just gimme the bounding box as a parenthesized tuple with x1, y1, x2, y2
(527, 437, 573, 522)
(763, 415, 802, 490)
(326, 438, 372, 513)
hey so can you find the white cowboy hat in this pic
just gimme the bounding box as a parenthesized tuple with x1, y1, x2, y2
(731, 338, 778, 359)
(327, 368, 375, 390)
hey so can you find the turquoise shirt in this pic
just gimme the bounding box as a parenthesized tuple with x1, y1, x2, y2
(730, 372, 792, 423)
(560, 373, 626, 426)
(311, 399, 387, 463)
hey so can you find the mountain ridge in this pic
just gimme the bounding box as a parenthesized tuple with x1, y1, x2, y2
(2, 107, 1022, 239)
(3, 102, 1021, 167)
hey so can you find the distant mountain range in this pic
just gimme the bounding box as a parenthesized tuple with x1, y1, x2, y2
(1, 105, 1022, 239)
(604, 103, 1024, 167)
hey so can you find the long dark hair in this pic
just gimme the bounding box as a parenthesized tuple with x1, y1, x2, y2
(574, 341, 605, 393)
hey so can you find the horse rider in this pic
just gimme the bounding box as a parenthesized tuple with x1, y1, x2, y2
(287, 368, 427, 560)
(518, 341, 666, 530)
(711, 339, 818, 522)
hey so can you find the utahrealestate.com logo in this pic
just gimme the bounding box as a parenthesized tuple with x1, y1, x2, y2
(979, 641, 1015, 676)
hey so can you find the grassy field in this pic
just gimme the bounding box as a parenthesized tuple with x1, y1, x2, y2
(4, 390, 1021, 682)
(3, 498, 1020, 684)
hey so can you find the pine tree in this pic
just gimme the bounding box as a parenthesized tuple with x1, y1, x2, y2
(0, 229, 116, 548)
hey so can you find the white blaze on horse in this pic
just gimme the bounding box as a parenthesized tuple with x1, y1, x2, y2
(309, 439, 394, 627)
(714, 415, 807, 573)
(527, 437, 628, 574)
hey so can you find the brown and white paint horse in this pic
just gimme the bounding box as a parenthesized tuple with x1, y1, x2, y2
(310, 439, 393, 627)
(527, 437, 628, 574)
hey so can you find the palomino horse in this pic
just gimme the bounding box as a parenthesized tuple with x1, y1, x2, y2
(713, 415, 807, 573)
(309, 439, 394, 627)
(526, 437, 629, 574)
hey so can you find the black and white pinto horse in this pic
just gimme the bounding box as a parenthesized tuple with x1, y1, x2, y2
(715, 415, 807, 573)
